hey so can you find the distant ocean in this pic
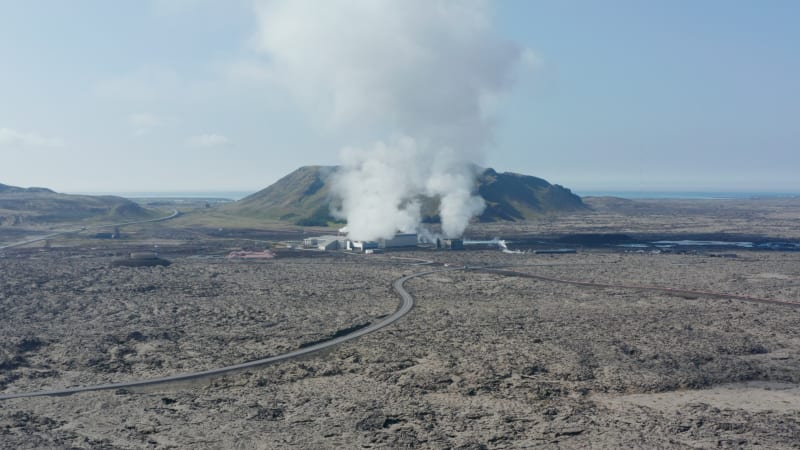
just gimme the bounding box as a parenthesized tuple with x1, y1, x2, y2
(575, 191, 800, 200)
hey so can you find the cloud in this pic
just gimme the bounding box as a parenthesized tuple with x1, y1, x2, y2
(253, 0, 523, 152)
(129, 112, 162, 136)
(0, 127, 64, 147)
(186, 133, 230, 147)
(252, 0, 526, 240)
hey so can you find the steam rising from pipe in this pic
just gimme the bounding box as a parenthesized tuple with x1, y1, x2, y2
(254, 0, 526, 240)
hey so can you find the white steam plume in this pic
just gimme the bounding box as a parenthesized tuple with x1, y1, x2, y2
(254, 0, 525, 240)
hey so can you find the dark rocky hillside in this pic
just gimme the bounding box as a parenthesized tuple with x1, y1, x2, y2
(476, 168, 586, 221)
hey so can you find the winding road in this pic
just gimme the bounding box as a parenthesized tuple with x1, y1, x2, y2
(0, 266, 453, 400)
(2, 251, 797, 400)
(0, 209, 179, 250)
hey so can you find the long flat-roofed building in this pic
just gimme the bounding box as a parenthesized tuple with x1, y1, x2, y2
(304, 235, 347, 250)
(380, 233, 418, 248)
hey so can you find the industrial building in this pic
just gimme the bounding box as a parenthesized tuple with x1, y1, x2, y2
(438, 238, 464, 250)
(349, 233, 418, 252)
(348, 240, 379, 252)
(304, 233, 418, 252)
(379, 233, 418, 248)
(303, 235, 346, 251)
(318, 239, 340, 251)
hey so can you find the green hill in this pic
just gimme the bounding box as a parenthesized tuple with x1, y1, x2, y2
(224, 166, 586, 226)
(0, 183, 157, 226)
(225, 166, 337, 226)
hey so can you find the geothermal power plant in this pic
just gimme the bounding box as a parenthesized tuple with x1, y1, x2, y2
(301, 232, 462, 252)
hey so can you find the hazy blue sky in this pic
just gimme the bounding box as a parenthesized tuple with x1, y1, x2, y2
(1, 0, 798, 193)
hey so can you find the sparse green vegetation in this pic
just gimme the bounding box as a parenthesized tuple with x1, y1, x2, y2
(0, 183, 159, 227)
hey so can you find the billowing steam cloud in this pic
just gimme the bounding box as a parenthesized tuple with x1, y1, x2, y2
(254, 0, 525, 240)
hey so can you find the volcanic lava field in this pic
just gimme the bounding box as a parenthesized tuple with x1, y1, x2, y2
(1, 228, 799, 449)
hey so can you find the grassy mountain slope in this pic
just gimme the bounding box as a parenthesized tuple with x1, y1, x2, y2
(225, 166, 586, 225)
(226, 166, 338, 225)
(0, 183, 157, 226)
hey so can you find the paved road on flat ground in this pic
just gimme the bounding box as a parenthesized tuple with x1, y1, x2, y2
(2, 254, 796, 400)
(0, 265, 455, 400)
(0, 209, 179, 250)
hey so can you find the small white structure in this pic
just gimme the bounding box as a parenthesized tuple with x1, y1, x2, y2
(440, 238, 464, 250)
(304, 235, 347, 251)
(318, 239, 339, 251)
(344, 233, 418, 252)
(349, 240, 379, 252)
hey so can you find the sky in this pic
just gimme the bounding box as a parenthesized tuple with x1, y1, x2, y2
(0, 0, 798, 194)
